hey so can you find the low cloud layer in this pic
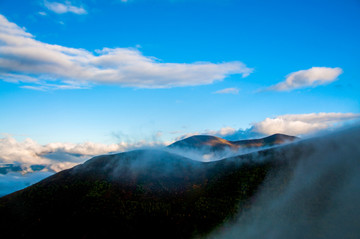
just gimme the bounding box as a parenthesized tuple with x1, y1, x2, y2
(267, 67, 343, 91)
(0, 14, 252, 90)
(0, 135, 163, 173)
(0, 135, 166, 196)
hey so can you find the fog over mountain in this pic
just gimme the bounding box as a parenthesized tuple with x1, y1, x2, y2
(1, 1, 359, 238)
(0, 133, 295, 196)
(1, 125, 359, 238)
(167, 133, 297, 162)
(210, 125, 360, 239)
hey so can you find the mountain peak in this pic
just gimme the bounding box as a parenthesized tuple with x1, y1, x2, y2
(168, 135, 234, 150)
(260, 133, 298, 143)
(168, 133, 298, 152)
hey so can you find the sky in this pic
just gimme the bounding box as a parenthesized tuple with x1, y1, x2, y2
(0, 0, 360, 192)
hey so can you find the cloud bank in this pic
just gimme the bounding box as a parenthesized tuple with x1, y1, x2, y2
(0, 135, 164, 173)
(252, 112, 360, 136)
(268, 67, 343, 91)
(0, 14, 252, 90)
(175, 112, 360, 141)
(0, 134, 166, 196)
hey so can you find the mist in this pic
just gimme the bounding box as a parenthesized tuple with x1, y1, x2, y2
(166, 145, 275, 163)
(209, 125, 360, 239)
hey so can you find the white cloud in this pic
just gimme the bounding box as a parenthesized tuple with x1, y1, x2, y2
(21, 83, 88, 91)
(252, 112, 360, 136)
(0, 14, 252, 90)
(207, 127, 237, 136)
(174, 113, 360, 141)
(0, 135, 164, 173)
(268, 67, 343, 91)
(174, 126, 237, 141)
(44, 1, 87, 15)
(0, 136, 52, 165)
(0, 15, 33, 38)
(214, 87, 239, 94)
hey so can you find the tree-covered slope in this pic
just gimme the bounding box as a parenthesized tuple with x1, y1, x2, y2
(0, 149, 274, 239)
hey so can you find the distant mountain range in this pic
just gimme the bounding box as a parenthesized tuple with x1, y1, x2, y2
(0, 164, 47, 175)
(0, 133, 301, 238)
(168, 133, 298, 152)
(0, 134, 298, 176)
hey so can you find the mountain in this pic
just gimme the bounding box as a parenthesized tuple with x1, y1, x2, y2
(168, 135, 237, 151)
(168, 133, 298, 152)
(233, 133, 298, 147)
(1, 128, 358, 239)
(0, 133, 296, 238)
(0, 149, 275, 239)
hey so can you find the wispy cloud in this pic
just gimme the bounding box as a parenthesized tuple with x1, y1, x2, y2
(175, 126, 250, 141)
(267, 67, 343, 91)
(44, 1, 87, 15)
(214, 87, 239, 94)
(0, 14, 252, 90)
(252, 112, 360, 135)
(20, 82, 89, 91)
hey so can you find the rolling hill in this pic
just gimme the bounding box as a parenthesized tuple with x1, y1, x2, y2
(168, 133, 298, 152)
(0, 132, 318, 239)
(0, 150, 277, 238)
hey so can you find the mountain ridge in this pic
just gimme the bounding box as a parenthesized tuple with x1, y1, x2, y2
(168, 133, 298, 152)
(0, 149, 276, 238)
(0, 133, 299, 238)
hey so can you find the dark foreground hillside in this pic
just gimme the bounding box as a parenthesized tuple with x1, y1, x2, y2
(0, 150, 275, 239)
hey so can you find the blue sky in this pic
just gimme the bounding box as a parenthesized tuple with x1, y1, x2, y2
(0, 0, 359, 146)
(0, 0, 360, 195)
